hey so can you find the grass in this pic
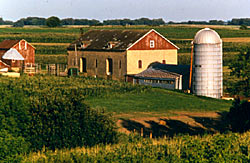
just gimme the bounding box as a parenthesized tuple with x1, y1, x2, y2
(85, 88, 232, 115)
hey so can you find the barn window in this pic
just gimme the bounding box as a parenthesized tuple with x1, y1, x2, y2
(95, 59, 98, 68)
(119, 60, 121, 69)
(162, 60, 166, 64)
(106, 58, 113, 75)
(138, 60, 142, 68)
(150, 40, 155, 48)
(80, 57, 87, 73)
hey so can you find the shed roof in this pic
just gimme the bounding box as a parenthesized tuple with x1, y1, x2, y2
(0, 40, 20, 50)
(68, 29, 151, 51)
(134, 67, 181, 79)
(2, 48, 24, 60)
(149, 62, 190, 76)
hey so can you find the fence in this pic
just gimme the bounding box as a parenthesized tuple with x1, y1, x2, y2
(23, 63, 68, 76)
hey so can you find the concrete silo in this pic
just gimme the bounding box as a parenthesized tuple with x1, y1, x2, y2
(192, 28, 223, 99)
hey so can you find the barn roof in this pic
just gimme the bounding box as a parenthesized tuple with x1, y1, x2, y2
(0, 39, 36, 50)
(134, 67, 181, 79)
(68, 29, 152, 51)
(0, 40, 20, 50)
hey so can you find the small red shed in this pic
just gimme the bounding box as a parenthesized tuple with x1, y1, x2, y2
(0, 39, 35, 70)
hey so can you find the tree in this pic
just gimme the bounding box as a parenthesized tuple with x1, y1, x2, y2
(240, 24, 248, 30)
(46, 16, 61, 27)
(227, 49, 250, 97)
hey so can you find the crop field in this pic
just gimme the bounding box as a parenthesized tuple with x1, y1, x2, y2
(0, 25, 249, 65)
(24, 132, 250, 162)
(0, 25, 248, 162)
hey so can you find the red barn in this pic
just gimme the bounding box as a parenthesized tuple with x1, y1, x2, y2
(0, 39, 35, 70)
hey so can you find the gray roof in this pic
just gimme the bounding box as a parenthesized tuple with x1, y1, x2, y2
(134, 67, 181, 79)
(68, 29, 149, 51)
(149, 63, 190, 76)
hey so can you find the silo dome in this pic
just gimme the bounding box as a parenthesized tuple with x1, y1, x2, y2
(192, 28, 223, 99)
(193, 28, 222, 44)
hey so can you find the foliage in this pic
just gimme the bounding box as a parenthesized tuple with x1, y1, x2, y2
(24, 132, 250, 162)
(61, 18, 101, 26)
(27, 92, 118, 150)
(0, 84, 31, 138)
(240, 24, 248, 30)
(0, 130, 29, 162)
(228, 49, 250, 97)
(0, 18, 13, 25)
(46, 16, 61, 27)
(227, 98, 250, 132)
(228, 18, 250, 26)
(0, 75, 149, 151)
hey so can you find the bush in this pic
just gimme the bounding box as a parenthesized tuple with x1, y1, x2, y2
(240, 24, 248, 30)
(0, 130, 29, 162)
(0, 85, 31, 138)
(227, 98, 250, 132)
(27, 91, 118, 150)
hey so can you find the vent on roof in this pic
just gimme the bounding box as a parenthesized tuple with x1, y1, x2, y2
(107, 41, 118, 49)
(80, 41, 91, 49)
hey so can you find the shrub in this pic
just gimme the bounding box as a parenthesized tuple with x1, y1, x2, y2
(240, 24, 248, 30)
(0, 130, 29, 162)
(227, 98, 250, 132)
(0, 85, 31, 138)
(27, 90, 118, 150)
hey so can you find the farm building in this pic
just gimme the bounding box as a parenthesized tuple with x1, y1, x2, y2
(132, 63, 190, 90)
(0, 39, 35, 71)
(67, 29, 179, 81)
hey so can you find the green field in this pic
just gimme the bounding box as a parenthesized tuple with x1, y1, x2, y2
(85, 88, 231, 114)
(0, 25, 250, 65)
(0, 25, 247, 162)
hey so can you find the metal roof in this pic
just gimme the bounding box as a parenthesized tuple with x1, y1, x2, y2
(193, 28, 222, 44)
(2, 48, 24, 60)
(68, 29, 179, 51)
(134, 67, 181, 79)
(68, 29, 149, 51)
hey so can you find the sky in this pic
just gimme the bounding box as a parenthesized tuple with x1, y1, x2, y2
(0, 0, 250, 22)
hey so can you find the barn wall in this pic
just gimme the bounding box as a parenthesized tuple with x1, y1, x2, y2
(12, 40, 35, 67)
(126, 49, 177, 75)
(128, 30, 177, 50)
(68, 50, 127, 81)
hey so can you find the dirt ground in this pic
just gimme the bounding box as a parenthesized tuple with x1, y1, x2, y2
(116, 111, 229, 137)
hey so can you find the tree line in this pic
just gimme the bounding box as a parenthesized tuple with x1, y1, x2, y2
(1, 16, 250, 27)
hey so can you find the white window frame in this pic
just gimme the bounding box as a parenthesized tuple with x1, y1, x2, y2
(150, 40, 155, 48)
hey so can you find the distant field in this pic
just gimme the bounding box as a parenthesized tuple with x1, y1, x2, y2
(0, 25, 249, 65)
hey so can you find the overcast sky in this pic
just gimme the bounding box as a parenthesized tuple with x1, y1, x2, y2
(0, 0, 250, 22)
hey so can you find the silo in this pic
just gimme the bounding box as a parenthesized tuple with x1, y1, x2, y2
(192, 28, 223, 99)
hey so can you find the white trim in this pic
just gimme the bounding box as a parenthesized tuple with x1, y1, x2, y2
(126, 29, 179, 50)
(25, 42, 27, 50)
(13, 39, 36, 50)
(150, 40, 155, 48)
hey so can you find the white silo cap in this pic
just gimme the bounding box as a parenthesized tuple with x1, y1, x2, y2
(193, 28, 222, 44)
